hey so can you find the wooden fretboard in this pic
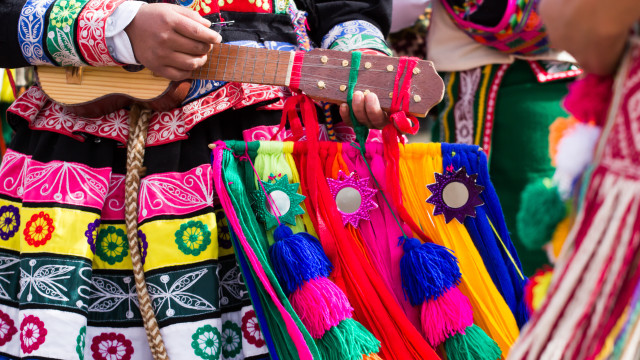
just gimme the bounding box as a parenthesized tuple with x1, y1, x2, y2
(191, 44, 293, 86)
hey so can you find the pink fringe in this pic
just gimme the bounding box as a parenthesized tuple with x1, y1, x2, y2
(563, 74, 614, 126)
(420, 286, 474, 346)
(289, 277, 354, 339)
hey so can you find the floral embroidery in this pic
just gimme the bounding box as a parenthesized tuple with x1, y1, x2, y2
(0, 310, 17, 346)
(18, 0, 57, 65)
(76, 326, 86, 360)
(50, 0, 83, 28)
(0, 205, 20, 240)
(174, 220, 211, 256)
(23, 212, 55, 247)
(242, 310, 265, 347)
(221, 321, 242, 358)
(90, 332, 134, 360)
(85, 219, 101, 254)
(96, 226, 129, 265)
(20, 315, 47, 354)
(138, 230, 148, 265)
(191, 324, 221, 360)
(215, 207, 231, 249)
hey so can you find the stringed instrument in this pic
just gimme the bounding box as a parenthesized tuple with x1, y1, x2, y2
(36, 44, 444, 118)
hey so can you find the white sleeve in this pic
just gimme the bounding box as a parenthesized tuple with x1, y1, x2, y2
(390, 0, 430, 33)
(106, 1, 146, 65)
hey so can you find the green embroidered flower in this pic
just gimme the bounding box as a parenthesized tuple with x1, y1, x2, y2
(175, 220, 211, 256)
(191, 324, 221, 360)
(76, 326, 86, 360)
(96, 226, 129, 265)
(51, 0, 83, 29)
(221, 321, 242, 358)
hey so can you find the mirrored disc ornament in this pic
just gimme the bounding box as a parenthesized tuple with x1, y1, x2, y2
(250, 174, 306, 230)
(426, 167, 484, 224)
(327, 171, 378, 228)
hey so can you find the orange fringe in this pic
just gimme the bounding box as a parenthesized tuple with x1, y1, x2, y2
(363, 354, 383, 360)
(549, 116, 578, 166)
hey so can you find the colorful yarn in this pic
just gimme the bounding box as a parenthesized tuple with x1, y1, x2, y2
(443, 324, 502, 360)
(289, 277, 354, 339)
(421, 286, 473, 345)
(517, 178, 566, 250)
(400, 236, 461, 305)
(315, 318, 381, 360)
(563, 74, 614, 125)
(549, 116, 578, 166)
(270, 224, 332, 294)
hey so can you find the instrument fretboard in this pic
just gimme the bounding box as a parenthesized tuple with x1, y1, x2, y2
(191, 44, 293, 86)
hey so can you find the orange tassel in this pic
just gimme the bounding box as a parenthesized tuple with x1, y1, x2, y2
(549, 116, 578, 166)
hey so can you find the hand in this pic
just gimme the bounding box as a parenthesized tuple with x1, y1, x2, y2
(125, 3, 222, 81)
(540, 0, 640, 75)
(339, 91, 389, 129)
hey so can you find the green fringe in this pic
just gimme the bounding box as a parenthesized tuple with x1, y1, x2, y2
(315, 318, 380, 360)
(444, 324, 502, 360)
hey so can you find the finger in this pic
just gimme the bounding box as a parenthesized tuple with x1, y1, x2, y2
(163, 52, 208, 71)
(365, 92, 387, 129)
(351, 91, 373, 128)
(173, 14, 222, 44)
(340, 103, 352, 126)
(173, 5, 211, 27)
(168, 33, 212, 55)
(154, 66, 192, 81)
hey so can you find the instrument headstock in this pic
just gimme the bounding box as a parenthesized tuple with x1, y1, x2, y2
(297, 49, 444, 117)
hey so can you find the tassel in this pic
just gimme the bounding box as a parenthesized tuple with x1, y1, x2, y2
(316, 318, 381, 360)
(443, 324, 502, 360)
(363, 354, 383, 360)
(269, 224, 333, 294)
(400, 236, 462, 305)
(289, 277, 354, 338)
(516, 179, 566, 251)
(420, 286, 473, 346)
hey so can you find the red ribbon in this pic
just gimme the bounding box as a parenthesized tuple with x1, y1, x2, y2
(389, 57, 420, 135)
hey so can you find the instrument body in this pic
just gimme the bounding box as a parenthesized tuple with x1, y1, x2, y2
(36, 46, 445, 118)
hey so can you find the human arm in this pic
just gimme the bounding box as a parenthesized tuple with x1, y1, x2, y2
(540, 0, 640, 75)
(0, 0, 220, 82)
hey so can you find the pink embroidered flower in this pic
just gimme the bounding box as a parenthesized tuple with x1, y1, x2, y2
(20, 315, 47, 354)
(0, 310, 17, 346)
(23, 212, 55, 247)
(241, 310, 265, 348)
(90, 332, 134, 360)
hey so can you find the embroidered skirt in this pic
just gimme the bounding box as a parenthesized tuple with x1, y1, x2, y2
(0, 103, 282, 360)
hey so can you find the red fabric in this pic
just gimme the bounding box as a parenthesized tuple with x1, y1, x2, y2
(219, 0, 273, 13)
(77, 0, 127, 66)
(289, 96, 440, 360)
(288, 51, 306, 91)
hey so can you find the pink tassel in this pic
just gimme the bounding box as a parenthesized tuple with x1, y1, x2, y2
(421, 286, 474, 346)
(563, 74, 614, 126)
(289, 277, 354, 339)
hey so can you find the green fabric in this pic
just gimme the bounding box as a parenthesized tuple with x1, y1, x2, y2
(220, 142, 322, 360)
(433, 60, 571, 275)
(490, 61, 569, 276)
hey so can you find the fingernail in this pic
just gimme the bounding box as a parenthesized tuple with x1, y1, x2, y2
(203, 19, 212, 27)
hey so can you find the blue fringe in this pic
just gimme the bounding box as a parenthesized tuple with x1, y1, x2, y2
(400, 237, 462, 306)
(441, 143, 529, 327)
(230, 228, 280, 360)
(269, 224, 333, 294)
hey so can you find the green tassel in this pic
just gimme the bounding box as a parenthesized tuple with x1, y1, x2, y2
(443, 324, 502, 360)
(516, 178, 566, 250)
(315, 318, 380, 360)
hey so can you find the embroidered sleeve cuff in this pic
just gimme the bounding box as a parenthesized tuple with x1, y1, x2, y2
(106, 1, 145, 64)
(18, 0, 59, 65)
(43, 0, 128, 66)
(321, 20, 392, 56)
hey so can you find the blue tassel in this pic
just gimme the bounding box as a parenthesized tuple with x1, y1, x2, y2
(269, 224, 333, 294)
(400, 237, 462, 306)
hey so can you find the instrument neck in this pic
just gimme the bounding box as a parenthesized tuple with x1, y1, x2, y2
(191, 44, 293, 87)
